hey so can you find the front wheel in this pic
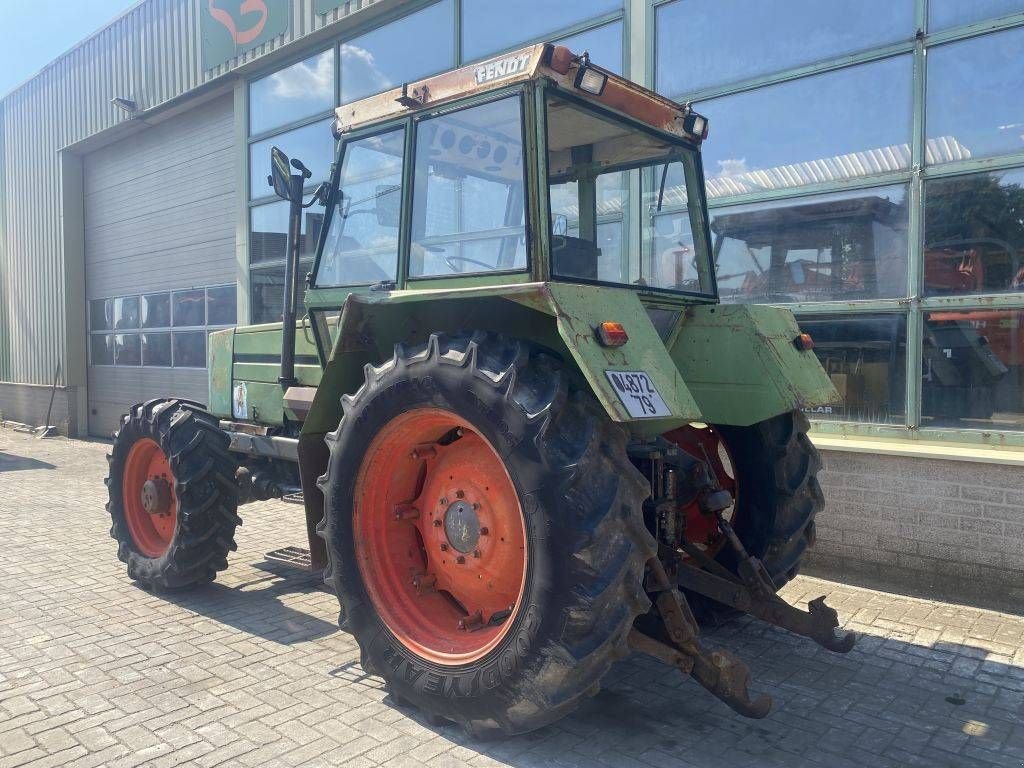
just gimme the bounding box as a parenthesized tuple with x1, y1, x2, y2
(317, 333, 655, 737)
(106, 399, 240, 590)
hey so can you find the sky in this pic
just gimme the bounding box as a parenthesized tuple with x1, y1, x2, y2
(0, 0, 135, 97)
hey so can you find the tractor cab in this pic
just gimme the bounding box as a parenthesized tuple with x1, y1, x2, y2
(301, 44, 715, 333)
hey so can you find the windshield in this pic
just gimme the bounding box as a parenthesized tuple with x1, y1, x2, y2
(314, 126, 406, 288)
(546, 94, 714, 295)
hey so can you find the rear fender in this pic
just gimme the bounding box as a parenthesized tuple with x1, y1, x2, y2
(301, 282, 703, 439)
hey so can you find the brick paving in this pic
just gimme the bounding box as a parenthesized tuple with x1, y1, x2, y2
(1, 429, 1023, 768)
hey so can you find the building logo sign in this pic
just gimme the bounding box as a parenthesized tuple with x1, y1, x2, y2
(201, 0, 289, 70)
(474, 53, 531, 85)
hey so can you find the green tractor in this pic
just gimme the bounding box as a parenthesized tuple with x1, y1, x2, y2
(105, 44, 853, 736)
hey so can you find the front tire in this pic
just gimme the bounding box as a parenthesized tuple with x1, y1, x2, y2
(106, 399, 240, 590)
(317, 332, 655, 737)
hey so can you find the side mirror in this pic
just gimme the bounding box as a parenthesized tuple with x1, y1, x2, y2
(268, 146, 292, 200)
(375, 184, 401, 228)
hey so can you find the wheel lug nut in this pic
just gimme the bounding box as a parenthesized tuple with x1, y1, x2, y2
(473, 550, 481, 559)
(479, 526, 489, 536)
(440, 543, 449, 552)
(458, 610, 483, 631)
(440, 497, 448, 506)
(455, 489, 465, 499)
(472, 502, 481, 511)
(432, 519, 442, 527)
(456, 555, 466, 564)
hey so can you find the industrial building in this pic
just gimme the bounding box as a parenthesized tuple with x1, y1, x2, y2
(0, 0, 1022, 599)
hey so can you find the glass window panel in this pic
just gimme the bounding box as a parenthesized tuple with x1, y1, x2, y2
(172, 290, 205, 327)
(698, 56, 913, 197)
(251, 263, 311, 324)
(89, 299, 112, 331)
(141, 293, 171, 328)
(341, 0, 454, 105)
(656, 0, 913, 96)
(557, 21, 623, 75)
(207, 285, 238, 326)
(316, 127, 406, 287)
(90, 334, 114, 365)
(141, 332, 172, 367)
(462, 0, 620, 61)
(112, 297, 140, 329)
(923, 309, 1024, 430)
(250, 201, 325, 265)
(798, 313, 907, 424)
(113, 333, 141, 366)
(924, 168, 1024, 296)
(173, 331, 207, 368)
(250, 120, 334, 197)
(929, 0, 1024, 30)
(250, 50, 335, 136)
(926, 28, 1024, 164)
(411, 97, 527, 277)
(707, 185, 909, 303)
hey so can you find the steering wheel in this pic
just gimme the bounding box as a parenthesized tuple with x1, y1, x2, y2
(444, 253, 496, 272)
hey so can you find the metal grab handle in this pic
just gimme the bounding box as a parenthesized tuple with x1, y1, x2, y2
(300, 313, 313, 346)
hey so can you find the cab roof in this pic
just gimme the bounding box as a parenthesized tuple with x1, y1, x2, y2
(333, 42, 705, 143)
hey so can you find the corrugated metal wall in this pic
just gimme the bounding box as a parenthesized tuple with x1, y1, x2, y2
(0, 0, 383, 386)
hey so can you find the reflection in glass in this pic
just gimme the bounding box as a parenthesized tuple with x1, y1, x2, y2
(657, 0, 913, 95)
(89, 299, 112, 331)
(462, 0, 620, 61)
(923, 309, 1023, 430)
(411, 97, 527, 277)
(207, 285, 238, 326)
(557, 21, 622, 74)
(341, 0, 454, 104)
(173, 290, 205, 327)
(113, 297, 140, 329)
(929, 0, 1024, 30)
(250, 201, 325, 265)
(798, 314, 907, 424)
(924, 169, 1024, 296)
(173, 331, 207, 369)
(142, 333, 172, 367)
(114, 334, 141, 366)
(251, 263, 311, 324)
(926, 27, 1024, 164)
(91, 334, 114, 365)
(316, 127, 406, 287)
(250, 120, 334, 197)
(697, 57, 912, 196)
(250, 50, 335, 136)
(141, 293, 171, 328)
(706, 186, 909, 303)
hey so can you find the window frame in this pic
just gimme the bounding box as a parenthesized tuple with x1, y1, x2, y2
(542, 83, 718, 301)
(652, 0, 1024, 447)
(87, 284, 237, 370)
(406, 88, 534, 284)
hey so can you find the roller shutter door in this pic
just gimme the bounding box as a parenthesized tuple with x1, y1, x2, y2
(84, 95, 237, 437)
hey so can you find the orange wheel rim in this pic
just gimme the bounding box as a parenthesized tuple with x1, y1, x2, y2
(122, 437, 177, 558)
(353, 407, 527, 665)
(663, 424, 738, 560)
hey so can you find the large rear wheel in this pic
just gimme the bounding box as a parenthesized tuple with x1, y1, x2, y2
(665, 411, 822, 612)
(318, 332, 655, 737)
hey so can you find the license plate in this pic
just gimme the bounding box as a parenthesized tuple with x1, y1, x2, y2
(605, 370, 671, 418)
